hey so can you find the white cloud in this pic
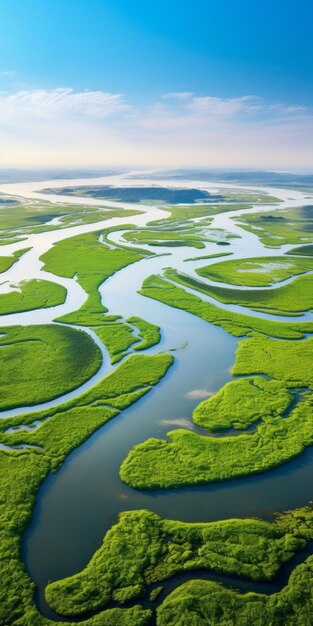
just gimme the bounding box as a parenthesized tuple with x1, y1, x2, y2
(163, 91, 193, 100)
(0, 87, 312, 169)
(187, 95, 261, 116)
(0, 87, 131, 119)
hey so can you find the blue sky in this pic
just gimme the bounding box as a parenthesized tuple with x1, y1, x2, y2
(0, 0, 312, 169)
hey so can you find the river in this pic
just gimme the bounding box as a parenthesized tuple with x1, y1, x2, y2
(0, 171, 312, 620)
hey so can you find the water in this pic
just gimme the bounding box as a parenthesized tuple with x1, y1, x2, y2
(0, 172, 312, 620)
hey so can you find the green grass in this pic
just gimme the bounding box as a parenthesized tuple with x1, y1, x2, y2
(0, 352, 173, 625)
(41, 231, 144, 316)
(0, 198, 141, 237)
(45, 507, 311, 617)
(92, 322, 140, 363)
(156, 203, 253, 222)
(124, 223, 233, 248)
(139, 274, 313, 339)
(91, 317, 160, 363)
(120, 332, 313, 490)
(122, 209, 239, 249)
(193, 377, 293, 431)
(0, 352, 173, 468)
(196, 255, 313, 286)
(0, 247, 30, 274)
(120, 391, 313, 489)
(41, 231, 158, 363)
(0, 324, 101, 411)
(235, 205, 313, 247)
(167, 269, 313, 315)
(233, 334, 313, 389)
(0, 279, 66, 315)
(127, 316, 161, 351)
(156, 552, 313, 625)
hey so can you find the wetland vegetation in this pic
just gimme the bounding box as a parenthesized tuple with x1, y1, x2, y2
(165, 268, 313, 315)
(0, 177, 313, 626)
(45, 507, 312, 617)
(196, 255, 313, 286)
(0, 324, 101, 410)
(0, 352, 172, 625)
(139, 273, 313, 338)
(0, 279, 66, 315)
(0, 248, 30, 273)
(234, 205, 313, 247)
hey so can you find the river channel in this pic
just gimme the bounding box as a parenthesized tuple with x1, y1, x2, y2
(0, 172, 312, 620)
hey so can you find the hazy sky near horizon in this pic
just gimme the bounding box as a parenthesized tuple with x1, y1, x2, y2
(0, 0, 312, 170)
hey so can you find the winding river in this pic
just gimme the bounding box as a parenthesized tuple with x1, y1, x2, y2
(0, 172, 313, 621)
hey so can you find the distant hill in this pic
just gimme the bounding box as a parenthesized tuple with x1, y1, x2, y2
(134, 170, 313, 186)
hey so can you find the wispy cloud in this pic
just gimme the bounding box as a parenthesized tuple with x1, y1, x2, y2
(163, 91, 194, 100)
(0, 87, 312, 169)
(0, 87, 131, 119)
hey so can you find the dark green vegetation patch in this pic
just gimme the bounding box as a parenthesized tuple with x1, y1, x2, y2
(45, 507, 312, 617)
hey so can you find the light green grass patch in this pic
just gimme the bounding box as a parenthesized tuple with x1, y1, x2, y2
(193, 378, 293, 431)
(0, 279, 66, 315)
(234, 205, 313, 247)
(196, 255, 313, 286)
(168, 269, 313, 315)
(139, 274, 313, 339)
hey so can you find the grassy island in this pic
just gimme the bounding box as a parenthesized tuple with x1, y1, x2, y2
(0, 279, 66, 315)
(45, 507, 313, 617)
(193, 377, 293, 431)
(234, 204, 313, 247)
(120, 328, 313, 490)
(0, 324, 101, 410)
(167, 269, 313, 316)
(138, 273, 313, 338)
(120, 392, 313, 489)
(196, 255, 313, 287)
